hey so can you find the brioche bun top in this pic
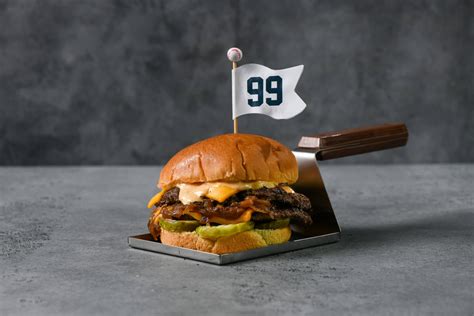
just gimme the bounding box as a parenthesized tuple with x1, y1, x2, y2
(158, 134, 298, 189)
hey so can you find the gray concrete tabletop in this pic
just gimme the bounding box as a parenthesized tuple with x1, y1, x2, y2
(1, 165, 473, 315)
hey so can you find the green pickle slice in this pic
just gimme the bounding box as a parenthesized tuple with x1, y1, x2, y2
(159, 218, 200, 232)
(196, 222, 254, 240)
(254, 218, 290, 230)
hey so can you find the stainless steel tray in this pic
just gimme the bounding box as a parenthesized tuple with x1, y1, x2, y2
(128, 232, 340, 265)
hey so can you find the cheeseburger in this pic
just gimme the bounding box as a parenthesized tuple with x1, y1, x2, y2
(147, 134, 313, 254)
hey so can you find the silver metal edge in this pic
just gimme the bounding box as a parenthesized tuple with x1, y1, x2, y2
(128, 232, 340, 265)
(128, 236, 221, 264)
(218, 232, 340, 264)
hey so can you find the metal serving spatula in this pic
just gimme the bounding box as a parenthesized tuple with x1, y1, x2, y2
(292, 122, 409, 237)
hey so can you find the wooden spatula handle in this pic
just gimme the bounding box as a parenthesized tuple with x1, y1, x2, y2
(297, 123, 409, 161)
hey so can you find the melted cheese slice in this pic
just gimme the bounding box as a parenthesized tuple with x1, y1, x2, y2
(281, 186, 295, 193)
(209, 210, 253, 224)
(186, 209, 254, 224)
(147, 181, 295, 208)
(147, 190, 166, 209)
(177, 181, 277, 205)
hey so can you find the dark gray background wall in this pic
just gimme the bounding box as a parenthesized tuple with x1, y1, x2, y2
(0, 0, 473, 165)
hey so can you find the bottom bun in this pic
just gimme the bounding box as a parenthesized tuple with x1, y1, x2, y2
(160, 226, 292, 254)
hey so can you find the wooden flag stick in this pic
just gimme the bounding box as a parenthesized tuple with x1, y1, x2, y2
(232, 61, 238, 134)
(227, 48, 243, 134)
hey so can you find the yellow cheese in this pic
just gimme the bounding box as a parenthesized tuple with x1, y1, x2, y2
(205, 185, 240, 203)
(148, 183, 294, 209)
(177, 181, 277, 204)
(281, 186, 295, 193)
(147, 190, 166, 209)
(186, 209, 253, 225)
(187, 211, 203, 221)
(209, 210, 253, 224)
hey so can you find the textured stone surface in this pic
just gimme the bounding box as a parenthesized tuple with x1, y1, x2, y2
(0, 1, 473, 165)
(0, 165, 473, 315)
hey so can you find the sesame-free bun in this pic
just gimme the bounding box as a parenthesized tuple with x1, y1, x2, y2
(159, 134, 298, 189)
(160, 226, 291, 254)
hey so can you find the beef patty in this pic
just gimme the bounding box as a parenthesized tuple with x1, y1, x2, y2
(153, 186, 313, 226)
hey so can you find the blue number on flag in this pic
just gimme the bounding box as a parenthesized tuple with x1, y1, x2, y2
(247, 76, 283, 107)
(247, 77, 264, 107)
(265, 76, 282, 106)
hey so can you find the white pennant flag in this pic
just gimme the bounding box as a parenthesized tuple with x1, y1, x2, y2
(232, 64, 306, 120)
